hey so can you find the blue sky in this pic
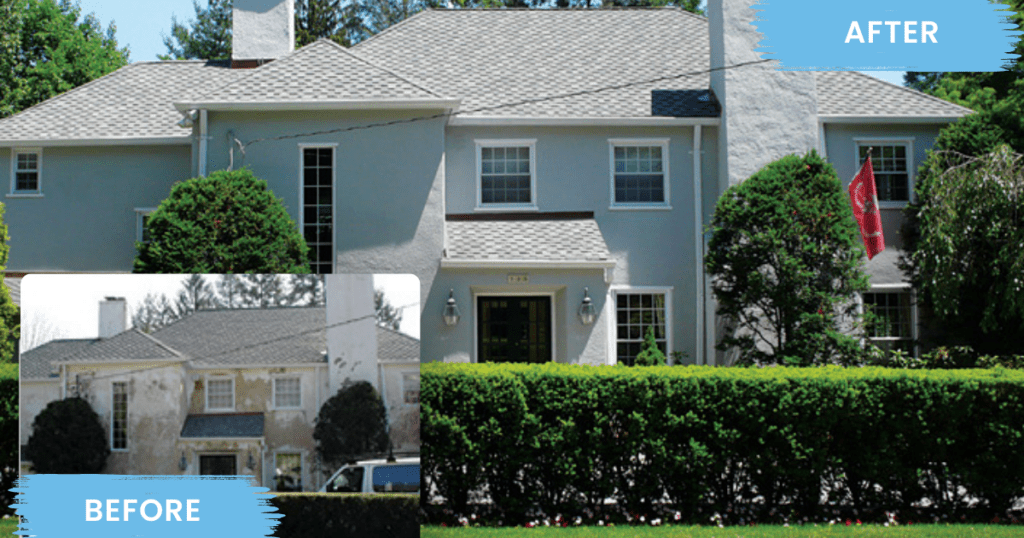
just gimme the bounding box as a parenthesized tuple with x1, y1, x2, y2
(76, 0, 908, 85)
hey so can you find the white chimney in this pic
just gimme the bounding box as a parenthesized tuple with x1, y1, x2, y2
(325, 275, 378, 394)
(99, 297, 127, 339)
(232, 0, 295, 65)
(708, 0, 820, 188)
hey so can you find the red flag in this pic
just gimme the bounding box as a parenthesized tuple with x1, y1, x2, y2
(848, 155, 885, 259)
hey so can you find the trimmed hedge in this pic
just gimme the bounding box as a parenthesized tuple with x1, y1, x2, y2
(0, 363, 16, 517)
(270, 493, 418, 538)
(422, 363, 1024, 523)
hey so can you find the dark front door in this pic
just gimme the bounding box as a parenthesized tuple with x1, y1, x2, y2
(200, 455, 236, 476)
(478, 296, 552, 363)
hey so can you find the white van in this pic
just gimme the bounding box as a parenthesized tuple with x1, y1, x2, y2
(319, 457, 420, 494)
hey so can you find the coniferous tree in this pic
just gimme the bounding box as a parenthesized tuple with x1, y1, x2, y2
(27, 397, 109, 473)
(288, 274, 326, 306)
(176, 273, 218, 317)
(374, 288, 402, 331)
(239, 274, 289, 308)
(160, 0, 232, 60)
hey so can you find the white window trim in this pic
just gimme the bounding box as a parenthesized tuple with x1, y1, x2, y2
(135, 207, 157, 244)
(472, 290, 557, 364)
(608, 138, 671, 210)
(861, 283, 918, 356)
(475, 139, 538, 211)
(8, 147, 43, 197)
(606, 286, 674, 366)
(205, 376, 235, 412)
(272, 375, 302, 410)
(853, 138, 914, 209)
(272, 450, 304, 492)
(110, 380, 128, 452)
(402, 372, 420, 406)
(298, 143, 338, 274)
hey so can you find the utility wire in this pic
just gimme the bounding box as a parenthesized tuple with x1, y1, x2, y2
(233, 58, 773, 156)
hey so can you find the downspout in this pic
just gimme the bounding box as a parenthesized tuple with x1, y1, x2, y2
(199, 110, 209, 177)
(692, 125, 704, 365)
(818, 121, 827, 159)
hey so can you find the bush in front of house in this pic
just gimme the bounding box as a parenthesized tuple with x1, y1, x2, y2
(0, 364, 16, 516)
(314, 381, 390, 470)
(705, 150, 870, 366)
(422, 362, 1024, 525)
(133, 168, 310, 273)
(27, 396, 109, 473)
(270, 493, 418, 538)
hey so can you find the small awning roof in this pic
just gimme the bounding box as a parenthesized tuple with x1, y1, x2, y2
(180, 413, 265, 438)
(443, 213, 613, 267)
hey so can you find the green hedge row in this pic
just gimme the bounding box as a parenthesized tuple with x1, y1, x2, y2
(0, 363, 16, 517)
(270, 493, 418, 538)
(422, 363, 1024, 521)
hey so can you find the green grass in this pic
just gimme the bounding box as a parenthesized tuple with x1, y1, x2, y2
(0, 518, 18, 536)
(421, 524, 1022, 538)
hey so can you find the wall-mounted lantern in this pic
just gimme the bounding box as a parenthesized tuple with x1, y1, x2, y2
(578, 287, 597, 325)
(247, 451, 255, 470)
(443, 289, 461, 326)
(179, 451, 187, 472)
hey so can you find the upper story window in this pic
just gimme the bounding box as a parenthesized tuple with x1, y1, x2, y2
(111, 381, 128, 451)
(206, 378, 234, 411)
(135, 208, 156, 245)
(857, 141, 913, 205)
(403, 372, 420, 404)
(273, 377, 301, 409)
(9, 148, 42, 196)
(476, 139, 537, 209)
(301, 145, 336, 274)
(609, 139, 670, 209)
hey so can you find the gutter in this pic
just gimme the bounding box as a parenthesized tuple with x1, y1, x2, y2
(174, 99, 462, 113)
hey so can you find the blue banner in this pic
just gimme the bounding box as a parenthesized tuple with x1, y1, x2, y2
(13, 475, 280, 538)
(754, 0, 1019, 71)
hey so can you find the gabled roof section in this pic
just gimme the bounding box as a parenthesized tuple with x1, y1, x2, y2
(177, 39, 455, 111)
(354, 8, 713, 119)
(152, 307, 327, 367)
(0, 61, 243, 145)
(20, 339, 94, 380)
(815, 71, 973, 120)
(59, 328, 184, 364)
(378, 326, 419, 363)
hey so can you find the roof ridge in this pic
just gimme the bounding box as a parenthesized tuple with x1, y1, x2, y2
(840, 71, 974, 115)
(339, 41, 447, 99)
(351, 9, 431, 50)
(0, 62, 140, 124)
(131, 327, 186, 359)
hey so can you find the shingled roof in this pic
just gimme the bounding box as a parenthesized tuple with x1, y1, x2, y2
(20, 339, 93, 380)
(444, 217, 612, 263)
(814, 71, 972, 118)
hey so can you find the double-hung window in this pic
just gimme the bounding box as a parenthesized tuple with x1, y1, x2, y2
(10, 148, 42, 196)
(135, 208, 157, 244)
(476, 140, 537, 209)
(111, 381, 128, 450)
(273, 377, 301, 409)
(609, 139, 670, 208)
(856, 141, 912, 205)
(612, 288, 671, 365)
(206, 378, 234, 411)
(863, 289, 914, 354)
(300, 145, 336, 274)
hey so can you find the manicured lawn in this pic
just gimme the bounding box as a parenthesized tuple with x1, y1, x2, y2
(421, 524, 1022, 538)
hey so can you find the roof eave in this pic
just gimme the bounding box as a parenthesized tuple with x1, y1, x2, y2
(449, 116, 720, 127)
(0, 136, 192, 148)
(819, 114, 969, 124)
(174, 98, 462, 112)
(441, 259, 616, 269)
(55, 357, 189, 368)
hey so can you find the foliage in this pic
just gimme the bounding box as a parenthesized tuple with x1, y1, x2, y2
(131, 292, 177, 333)
(0, 203, 17, 362)
(27, 397, 109, 473)
(867, 345, 1024, 370)
(271, 493, 418, 538)
(133, 169, 310, 273)
(705, 151, 870, 366)
(296, 0, 357, 47)
(314, 381, 390, 469)
(902, 147, 1024, 354)
(160, 0, 232, 60)
(177, 273, 218, 316)
(0, 364, 17, 516)
(288, 274, 325, 306)
(633, 326, 666, 366)
(375, 288, 402, 331)
(239, 273, 288, 307)
(423, 362, 1024, 525)
(0, 0, 128, 118)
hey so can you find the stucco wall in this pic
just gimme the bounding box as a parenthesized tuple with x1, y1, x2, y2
(2, 145, 192, 272)
(19, 380, 59, 448)
(380, 363, 419, 454)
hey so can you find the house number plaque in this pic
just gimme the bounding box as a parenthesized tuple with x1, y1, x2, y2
(507, 274, 529, 284)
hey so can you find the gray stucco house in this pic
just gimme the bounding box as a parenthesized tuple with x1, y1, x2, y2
(20, 294, 420, 490)
(0, 0, 971, 364)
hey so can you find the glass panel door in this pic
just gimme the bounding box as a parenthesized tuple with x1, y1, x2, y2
(477, 296, 551, 363)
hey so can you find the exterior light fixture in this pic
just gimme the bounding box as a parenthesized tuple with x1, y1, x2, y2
(443, 289, 461, 326)
(179, 451, 187, 472)
(248, 451, 255, 470)
(578, 287, 597, 325)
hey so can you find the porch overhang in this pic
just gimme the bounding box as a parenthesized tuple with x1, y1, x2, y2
(180, 412, 265, 438)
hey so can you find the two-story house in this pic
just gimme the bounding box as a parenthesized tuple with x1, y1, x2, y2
(19, 276, 421, 491)
(0, 0, 972, 364)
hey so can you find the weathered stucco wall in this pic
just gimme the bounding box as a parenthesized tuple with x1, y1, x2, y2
(19, 380, 59, 448)
(380, 363, 420, 454)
